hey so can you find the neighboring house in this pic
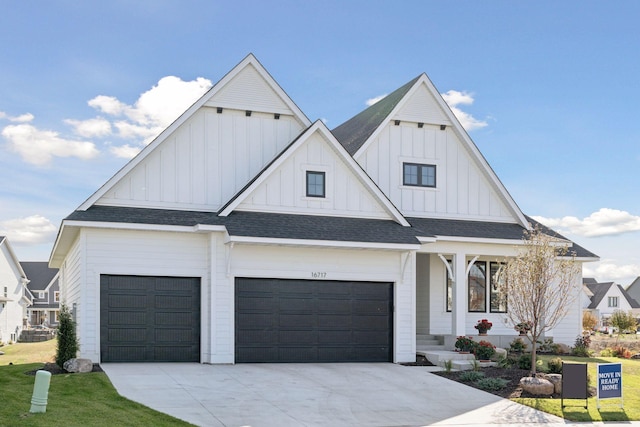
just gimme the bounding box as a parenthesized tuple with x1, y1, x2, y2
(21, 262, 60, 328)
(584, 279, 640, 328)
(49, 54, 598, 364)
(0, 236, 31, 344)
(626, 276, 640, 306)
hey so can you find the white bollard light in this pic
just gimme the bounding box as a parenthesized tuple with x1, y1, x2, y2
(30, 370, 52, 413)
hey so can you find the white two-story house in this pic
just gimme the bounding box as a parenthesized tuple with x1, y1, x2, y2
(49, 54, 598, 364)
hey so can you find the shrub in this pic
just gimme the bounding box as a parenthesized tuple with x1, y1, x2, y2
(475, 340, 496, 360)
(443, 359, 453, 372)
(517, 353, 531, 370)
(547, 357, 563, 374)
(476, 377, 509, 391)
(613, 346, 632, 359)
(496, 355, 512, 368)
(537, 337, 560, 354)
(509, 338, 527, 354)
(572, 335, 591, 357)
(56, 304, 79, 368)
(459, 370, 484, 382)
(455, 336, 476, 353)
(583, 311, 598, 331)
(600, 348, 615, 357)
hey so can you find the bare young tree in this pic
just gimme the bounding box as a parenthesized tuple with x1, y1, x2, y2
(496, 225, 579, 374)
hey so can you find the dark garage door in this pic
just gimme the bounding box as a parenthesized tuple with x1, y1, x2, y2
(100, 275, 200, 362)
(235, 278, 393, 363)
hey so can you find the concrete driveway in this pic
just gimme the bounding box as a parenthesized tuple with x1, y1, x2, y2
(102, 362, 565, 427)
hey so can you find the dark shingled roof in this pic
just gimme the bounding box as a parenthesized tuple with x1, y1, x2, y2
(20, 262, 58, 292)
(586, 282, 640, 309)
(331, 76, 420, 155)
(66, 206, 420, 245)
(65, 206, 598, 258)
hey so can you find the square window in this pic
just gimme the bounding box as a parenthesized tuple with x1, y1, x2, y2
(403, 163, 436, 187)
(306, 171, 325, 198)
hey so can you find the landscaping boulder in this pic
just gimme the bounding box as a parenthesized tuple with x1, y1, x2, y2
(556, 343, 571, 354)
(63, 358, 93, 373)
(493, 347, 507, 360)
(632, 353, 640, 360)
(542, 373, 562, 394)
(519, 376, 554, 396)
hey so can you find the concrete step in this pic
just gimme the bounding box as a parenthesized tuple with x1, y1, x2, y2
(419, 350, 475, 366)
(416, 334, 444, 346)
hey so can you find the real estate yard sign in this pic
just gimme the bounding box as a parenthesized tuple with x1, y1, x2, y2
(597, 363, 623, 409)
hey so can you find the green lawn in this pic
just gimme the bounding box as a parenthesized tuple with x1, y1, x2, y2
(0, 340, 194, 426)
(515, 355, 640, 422)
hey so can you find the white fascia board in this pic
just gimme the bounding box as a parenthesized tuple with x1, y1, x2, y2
(225, 235, 420, 251)
(220, 121, 410, 226)
(62, 220, 195, 233)
(78, 54, 310, 212)
(432, 235, 525, 246)
(192, 224, 227, 233)
(353, 74, 529, 229)
(0, 237, 27, 279)
(416, 236, 437, 244)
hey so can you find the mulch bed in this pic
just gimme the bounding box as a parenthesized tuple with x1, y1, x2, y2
(25, 362, 103, 375)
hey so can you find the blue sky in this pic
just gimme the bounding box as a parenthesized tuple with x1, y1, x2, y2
(1, 1, 639, 285)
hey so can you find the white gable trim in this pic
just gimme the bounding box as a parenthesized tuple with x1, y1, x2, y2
(219, 120, 410, 226)
(77, 54, 311, 212)
(353, 74, 529, 229)
(0, 237, 27, 280)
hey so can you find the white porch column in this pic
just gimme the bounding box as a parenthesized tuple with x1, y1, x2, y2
(452, 251, 467, 337)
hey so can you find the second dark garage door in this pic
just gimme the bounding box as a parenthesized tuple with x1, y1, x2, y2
(235, 278, 393, 363)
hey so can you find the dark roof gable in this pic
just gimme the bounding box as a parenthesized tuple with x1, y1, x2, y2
(332, 76, 420, 155)
(20, 262, 58, 291)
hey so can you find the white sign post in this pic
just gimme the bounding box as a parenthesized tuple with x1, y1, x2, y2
(597, 363, 623, 410)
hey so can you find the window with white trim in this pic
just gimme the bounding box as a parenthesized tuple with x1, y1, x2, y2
(608, 296, 619, 307)
(306, 171, 325, 198)
(54, 291, 60, 303)
(403, 163, 436, 187)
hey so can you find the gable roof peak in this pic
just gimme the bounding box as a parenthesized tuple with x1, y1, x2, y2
(331, 75, 421, 156)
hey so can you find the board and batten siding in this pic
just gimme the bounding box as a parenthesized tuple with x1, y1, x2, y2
(97, 108, 303, 212)
(227, 244, 415, 363)
(0, 244, 24, 343)
(70, 229, 210, 362)
(357, 122, 513, 221)
(236, 132, 391, 219)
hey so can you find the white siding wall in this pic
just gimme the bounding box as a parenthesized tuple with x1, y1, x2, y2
(0, 244, 24, 344)
(416, 254, 431, 335)
(98, 108, 303, 212)
(228, 244, 414, 363)
(237, 132, 390, 219)
(358, 122, 513, 221)
(548, 271, 584, 345)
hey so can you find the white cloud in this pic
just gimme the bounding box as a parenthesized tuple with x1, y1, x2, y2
(89, 76, 212, 144)
(441, 90, 488, 131)
(533, 208, 640, 237)
(0, 215, 57, 245)
(110, 144, 141, 159)
(0, 111, 35, 123)
(583, 260, 640, 285)
(2, 123, 100, 166)
(366, 94, 387, 106)
(88, 95, 127, 116)
(65, 117, 112, 138)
